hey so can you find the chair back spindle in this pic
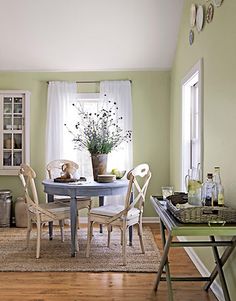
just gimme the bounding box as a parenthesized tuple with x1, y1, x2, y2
(19, 164, 39, 206)
(107, 164, 151, 224)
(126, 163, 151, 213)
(19, 164, 57, 220)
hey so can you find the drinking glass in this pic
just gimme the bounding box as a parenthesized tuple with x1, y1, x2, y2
(162, 186, 174, 200)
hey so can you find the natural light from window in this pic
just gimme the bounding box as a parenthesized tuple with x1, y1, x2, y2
(181, 60, 203, 191)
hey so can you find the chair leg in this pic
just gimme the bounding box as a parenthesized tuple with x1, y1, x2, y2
(107, 224, 112, 247)
(90, 219, 94, 240)
(26, 218, 32, 249)
(59, 220, 64, 242)
(120, 229, 123, 245)
(36, 218, 41, 259)
(122, 222, 127, 266)
(89, 220, 94, 242)
(138, 222, 145, 254)
(77, 212, 80, 229)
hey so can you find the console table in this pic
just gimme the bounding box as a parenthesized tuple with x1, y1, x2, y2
(151, 196, 236, 301)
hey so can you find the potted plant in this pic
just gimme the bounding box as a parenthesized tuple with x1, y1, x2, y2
(65, 99, 131, 181)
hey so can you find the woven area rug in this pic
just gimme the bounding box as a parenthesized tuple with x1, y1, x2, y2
(0, 226, 160, 272)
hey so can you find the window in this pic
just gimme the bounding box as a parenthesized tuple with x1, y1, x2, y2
(64, 93, 101, 179)
(181, 59, 203, 190)
(46, 80, 133, 183)
(65, 93, 129, 179)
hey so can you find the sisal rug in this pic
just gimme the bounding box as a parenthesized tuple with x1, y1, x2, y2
(0, 226, 160, 272)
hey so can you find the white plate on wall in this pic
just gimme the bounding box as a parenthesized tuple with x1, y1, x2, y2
(196, 5, 204, 32)
(190, 4, 196, 27)
(213, 0, 223, 7)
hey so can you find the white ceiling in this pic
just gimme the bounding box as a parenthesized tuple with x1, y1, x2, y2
(0, 0, 184, 71)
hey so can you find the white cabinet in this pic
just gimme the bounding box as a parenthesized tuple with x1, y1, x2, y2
(0, 90, 30, 175)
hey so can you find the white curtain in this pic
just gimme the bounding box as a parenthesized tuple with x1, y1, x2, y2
(100, 80, 133, 172)
(66, 96, 101, 179)
(45, 81, 77, 165)
(100, 81, 133, 205)
(46, 80, 133, 186)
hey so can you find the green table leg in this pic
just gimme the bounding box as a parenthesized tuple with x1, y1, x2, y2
(160, 221, 174, 301)
(204, 237, 236, 292)
(153, 227, 173, 300)
(209, 236, 231, 301)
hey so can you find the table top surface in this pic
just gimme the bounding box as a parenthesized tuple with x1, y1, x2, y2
(42, 178, 129, 188)
(151, 196, 236, 236)
(42, 179, 129, 197)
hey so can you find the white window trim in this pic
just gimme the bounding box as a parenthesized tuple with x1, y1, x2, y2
(77, 93, 100, 101)
(181, 59, 204, 190)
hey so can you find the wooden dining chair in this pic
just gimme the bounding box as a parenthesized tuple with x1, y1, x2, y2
(86, 163, 151, 265)
(46, 159, 92, 223)
(19, 164, 71, 259)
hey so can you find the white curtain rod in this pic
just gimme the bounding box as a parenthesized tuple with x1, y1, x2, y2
(46, 79, 132, 84)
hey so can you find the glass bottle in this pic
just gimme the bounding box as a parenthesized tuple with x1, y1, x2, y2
(202, 173, 217, 206)
(213, 167, 224, 207)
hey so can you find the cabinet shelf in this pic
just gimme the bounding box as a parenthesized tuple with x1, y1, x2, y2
(3, 149, 23, 151)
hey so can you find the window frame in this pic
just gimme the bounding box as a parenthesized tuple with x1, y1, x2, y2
(181, 59, 204, 190)
(0, 90, 30, 175)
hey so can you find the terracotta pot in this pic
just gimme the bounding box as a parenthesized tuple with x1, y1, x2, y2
(91, 154, 108, 181)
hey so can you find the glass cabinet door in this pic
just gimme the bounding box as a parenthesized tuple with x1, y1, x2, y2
(13, 97, 23, 130)
(0, 91, 29, 175)
(3, 151, 12, 166)
(3, 97, 13, 130)
(1, 95, 24, 168)
(3, 133, 13, 166)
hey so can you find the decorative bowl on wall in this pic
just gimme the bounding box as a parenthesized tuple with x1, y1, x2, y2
(206, 4, 214, 23)
(196, 5, 204, 32)
(190, 4, 196, 28)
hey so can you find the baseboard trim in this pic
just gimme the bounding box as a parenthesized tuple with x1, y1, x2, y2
(77, 216, 159, 224)
(177, 236, 224, 301)
(143, 217, 160, 223)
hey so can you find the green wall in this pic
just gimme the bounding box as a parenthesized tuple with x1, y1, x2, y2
(0, 71, 170, 217)
(170, 0, 236, 298)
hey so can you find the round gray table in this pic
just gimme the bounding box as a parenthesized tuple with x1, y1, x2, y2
(42, 179, 130, 257)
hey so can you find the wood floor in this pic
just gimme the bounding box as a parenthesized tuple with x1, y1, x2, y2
(0, 224, 217, 301)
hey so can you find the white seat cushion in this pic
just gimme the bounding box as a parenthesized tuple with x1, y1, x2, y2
(54, 195, 91, 201)
(90, 204, 140, 219)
